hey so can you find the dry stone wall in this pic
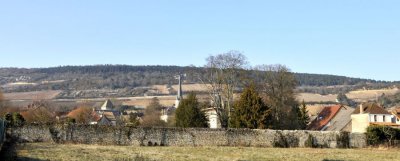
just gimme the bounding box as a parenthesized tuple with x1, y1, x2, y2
(9, 124, 367, 148)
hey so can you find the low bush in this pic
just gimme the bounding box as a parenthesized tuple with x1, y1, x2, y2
(4, 112, 25, 127)
(366, 125, 400, 146)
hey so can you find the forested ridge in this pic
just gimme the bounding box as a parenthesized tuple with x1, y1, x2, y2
(0, 65, 397, 94)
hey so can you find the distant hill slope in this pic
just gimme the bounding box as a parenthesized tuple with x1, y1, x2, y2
(0, 65, 398, 94)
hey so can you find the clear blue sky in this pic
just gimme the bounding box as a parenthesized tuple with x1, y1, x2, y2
(0, 1, 399, 81)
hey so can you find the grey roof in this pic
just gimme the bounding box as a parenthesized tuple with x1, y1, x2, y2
(323, 106, 355, 131)
(101, 99, 114, 110)
(97, 115, 112, 125)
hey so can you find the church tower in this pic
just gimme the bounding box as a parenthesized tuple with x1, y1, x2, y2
(175, 74, 184, 108)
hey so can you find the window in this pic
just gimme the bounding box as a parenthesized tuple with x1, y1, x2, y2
(383, 115, 386, 122)
(374, 115, 377, 122)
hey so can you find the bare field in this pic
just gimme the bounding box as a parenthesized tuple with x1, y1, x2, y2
(306, 104, 333, 116)
(152, 83, 210, 94)
(122, 96, 177, 107)
(298, 88, 399, 103)
(297, 93, 337, 102)
(3, 87, 398, 108)
(347, 88, 400, 102)
(1, 82, 38, 88)
(3, 90, 62, 100)
(122, 95, 210, 107)
(14, 143, 400, 161)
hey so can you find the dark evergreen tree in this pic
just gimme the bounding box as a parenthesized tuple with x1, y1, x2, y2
(297, 100, 310, 129)
(230, 84, 271, 129)
(175, 92, 208, 128)
(127, 113, 140, 127)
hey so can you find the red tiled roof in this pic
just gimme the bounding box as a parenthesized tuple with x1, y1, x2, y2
(91, 111, 101, 122)
(307, 105, 342, 130)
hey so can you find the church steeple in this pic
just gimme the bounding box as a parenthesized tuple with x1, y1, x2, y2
(175, 74, 185, 108)
(177, 74, 183, 100)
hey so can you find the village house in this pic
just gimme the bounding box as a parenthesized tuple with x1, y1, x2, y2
(91, 99, 121, 126)
(307, 105, 354, 132)
(204, 108, 220, 128)
(160, 106, 175, 122)
(351, 103, 397, 133)
(202, 94, 224, 129)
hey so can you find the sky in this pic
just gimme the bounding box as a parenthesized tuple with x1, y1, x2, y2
(0, 1, 399, 81)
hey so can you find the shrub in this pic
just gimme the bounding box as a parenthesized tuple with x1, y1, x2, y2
(366, 125, 400, 146)
(141, 98, 167, 127)
(5, 112, 25, 127)
(273, 131, 288, 148)
(336, 132, 350, 148)
(66, 117, 76, 124)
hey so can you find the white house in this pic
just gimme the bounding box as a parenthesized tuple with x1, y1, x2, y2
(160, 106, 175, 123)
(204, 108, 220, 129)
(351, 103, 395, 133)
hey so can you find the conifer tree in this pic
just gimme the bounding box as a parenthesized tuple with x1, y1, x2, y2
(231, 84, 271, 129)
(298, 100, 310, 129)
(175, 92, 208, 128)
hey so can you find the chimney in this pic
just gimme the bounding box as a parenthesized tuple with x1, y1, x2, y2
(360, 104, 364, 114)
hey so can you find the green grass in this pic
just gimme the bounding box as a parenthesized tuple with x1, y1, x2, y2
(14, 143, 400, 161)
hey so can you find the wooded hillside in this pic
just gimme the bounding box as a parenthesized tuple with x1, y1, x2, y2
(0, 65, 397, 94)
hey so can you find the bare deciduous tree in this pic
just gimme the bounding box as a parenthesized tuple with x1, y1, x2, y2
(141, 97, 166, 127)
(382, 126, 396, 146)
(201, 51, 248, 128)
(22, 100, 56, 124)
(67, 105, 94, 124)
(255, 64, 299, 129)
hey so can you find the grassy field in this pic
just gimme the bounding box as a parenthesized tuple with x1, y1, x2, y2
(12, 143, 400, 161)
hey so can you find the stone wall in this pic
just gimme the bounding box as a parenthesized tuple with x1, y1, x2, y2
(8, 124, 367, 148)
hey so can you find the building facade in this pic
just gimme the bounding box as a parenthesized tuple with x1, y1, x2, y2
(351, 103, 393, 133)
